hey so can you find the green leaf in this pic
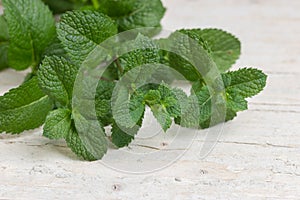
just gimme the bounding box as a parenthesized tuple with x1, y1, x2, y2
(112, 85, 146, 129)
(95, 80, 116, 126)
(0, 42, 9, 71)
(157, 85, 182, 118)
(0, 16, 9, 70)
(128, 88, 147, 125)
(223, 68, 267, 98)
(111, 87, 145, 147)
(99, 0, 166, 36)
(190, 68, 266, 128)
(42, 0, 84, 14)
(111, 122, 134, 148)
(166, 28, 240, 81)
(71, 110, 108, 160)
(179, 29, 241, 72)
(225, 93, 248, 122)
(0, 15, 9, 41)
(177, 68, 267, 129)
(144, 90, 161, 105)
(150, 104, 172, 132)
(98, 0, 136, 17)
(57, 10, 118, 65)
(111, 118, 142, 148)
(2, 0, 56, 70)
(154, 38, 172, 68)
(66, 124, 97, 161)
(174, 94, 200, 129)
(145, 84, 182, 132)
(43, 107, 107, 161)
(0, 77, 53, 134)
(115, 34, 161, 75)
(38, 56, 78, 106)
(43, 109, 71, 139)
(167, 31, 212, 81)
(43, 37, 68, 58)
(176, 86, 215, 129)
(180, 86, 226, 129)
(194, 86, 213, 128)
(226, 93, 248, 113)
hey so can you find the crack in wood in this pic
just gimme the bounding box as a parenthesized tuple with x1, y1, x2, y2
(249, 102, 300, 107)
(218, 141, 298, 149)
(131, 144, 186, 151)
(248, 109, 300, 114)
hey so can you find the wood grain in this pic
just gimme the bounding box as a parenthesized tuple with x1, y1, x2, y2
(0, 0, 299, 199)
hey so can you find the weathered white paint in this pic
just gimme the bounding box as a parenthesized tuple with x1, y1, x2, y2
(0, 0, 299, 199)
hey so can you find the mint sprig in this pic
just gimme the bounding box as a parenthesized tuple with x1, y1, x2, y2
(0, 0, 267, 161)
(2, 0, 56, 70)
(38, 56, 78, 107)
(0, 15, 9, 71)
(0, 77, 53, 134)
(57, 10, 118, 65)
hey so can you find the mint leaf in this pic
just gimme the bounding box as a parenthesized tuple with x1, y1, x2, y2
(128, 87, 147, 125)
(144, 90, 161, 105)
(175, 86, 213, 129)
(99, 0, 166, 35)
(2, 0, 56, 70)
(43, 109, 71, 139)
(0, 43, 9, 71)
(42, 0, 83, 14)
(194, 86, 213, 129)
(0, 16, 9, 70)
(0, 16, 9, 41)
(43, 107, 107, 160)
(151, 104, 172, 132)
(179, 29, 241, 72)
(111, 118, 142, 148)
(174, 94, 200, 129)
(38, 56, 78, 106)
(69, 78, 116, 126)
(110, 34, 161, 77)
(95, 80, 116, 126)
(225, 93, 247, 122)
(57, 10, 118, 65)
(98, 0, 136, 17)
(111, 86, 146, 148)
(50, 108, 107, 161)
(0, 77, 53, 134)
(226, 93, 248, 113)
(66, 124, 97, 161)
(154, 38, 172, 67)
(193, 67, 266, 128)
(72, 110, 108, 160)
(114, 34, 161, 75)
(223, 68, 267, 98)
(167, 31, 212, 81)
(222, 68, 267, 121)
(111, 122, 135, 148)
(145, 84, 182, 132)
(112, 85, 146, 129)
(179, 85, 225, 129)
(178, 68, 267, 129)
(166, 28, 240, 81)
(43, 37, 68, 58)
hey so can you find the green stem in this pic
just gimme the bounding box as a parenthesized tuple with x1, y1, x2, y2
(91, 0, 100, 9)
(115, 58, 124, 75)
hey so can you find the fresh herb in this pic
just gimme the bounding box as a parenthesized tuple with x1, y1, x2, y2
(0, 0, 267, 161)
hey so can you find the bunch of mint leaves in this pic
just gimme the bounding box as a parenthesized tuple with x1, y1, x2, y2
(0, 0, 267, 161)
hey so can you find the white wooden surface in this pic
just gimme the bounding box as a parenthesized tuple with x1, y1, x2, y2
(1, 0, 300, 199)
